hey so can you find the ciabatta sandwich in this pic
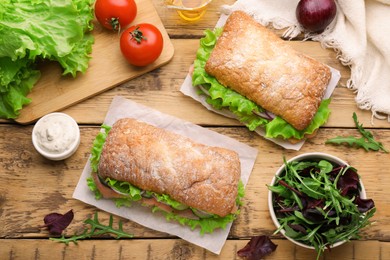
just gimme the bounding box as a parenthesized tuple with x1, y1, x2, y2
(87, 118, 244, 234)
(192, 11, 332, 143)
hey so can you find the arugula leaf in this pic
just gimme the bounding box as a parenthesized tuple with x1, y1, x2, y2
(326, 112, 388, 152)
(50, 212, 133, 245)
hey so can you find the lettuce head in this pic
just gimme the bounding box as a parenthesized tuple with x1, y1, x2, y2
(0, 0, 95, 119)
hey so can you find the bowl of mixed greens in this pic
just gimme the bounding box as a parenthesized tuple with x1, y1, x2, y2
(268, 152, 376, 259)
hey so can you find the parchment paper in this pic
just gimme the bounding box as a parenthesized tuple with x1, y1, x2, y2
(180, 13, 341, 150)
(73, 96, 258, 254)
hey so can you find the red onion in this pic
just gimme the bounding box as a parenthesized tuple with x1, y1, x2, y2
(296, 0, 337, 33)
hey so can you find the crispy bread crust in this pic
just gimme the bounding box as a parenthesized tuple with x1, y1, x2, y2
(205, 11, 331, 130)
(98, 118, 241, 217)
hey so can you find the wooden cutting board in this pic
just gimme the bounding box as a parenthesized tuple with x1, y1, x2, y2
(15, 0, 174, 124)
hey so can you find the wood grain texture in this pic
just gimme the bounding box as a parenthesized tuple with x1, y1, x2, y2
(14, 0, 175, 125)
(0, 126, 389, 240)
(1, 239, 389, 260)
(2, 0, 390, 258)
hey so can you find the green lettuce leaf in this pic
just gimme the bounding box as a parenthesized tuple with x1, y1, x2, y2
(0, 0, 95, 119)
(90, 125, 111, 173)
(157, 181, 244, 235)
(88, 124, 245, 234)
(0, 57, 40, 118)
(87, 176, 102, 200)
(154, 193, 188, 210)
(265, 99, 331, 139)
(0, 0, 94, 74)
(105, 178, 143, 208)
(192, 29, 331, 140)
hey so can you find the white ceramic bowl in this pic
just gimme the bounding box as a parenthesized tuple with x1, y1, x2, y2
(32, 113, 80, 161)
(268, 152, 367, 250)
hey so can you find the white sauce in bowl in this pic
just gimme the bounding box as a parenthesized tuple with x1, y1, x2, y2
(32, 113, 80, 160)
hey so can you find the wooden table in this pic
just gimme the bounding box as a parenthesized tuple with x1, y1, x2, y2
(1, 0, 390, 259)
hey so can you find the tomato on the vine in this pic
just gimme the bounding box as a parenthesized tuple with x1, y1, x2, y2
(95, 0, 137, 31)
(120, 24, 164, 66)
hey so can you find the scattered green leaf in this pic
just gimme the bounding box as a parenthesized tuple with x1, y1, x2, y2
(50, 212, 133, 245)
(326, 112, 388, 152)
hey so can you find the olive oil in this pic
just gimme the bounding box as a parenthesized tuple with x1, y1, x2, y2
(165, 0, 212, 22)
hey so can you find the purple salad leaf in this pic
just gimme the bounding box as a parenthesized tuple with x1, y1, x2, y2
(237, 235, 277, 260)
(42, 209, 74, 235)
(337, 168, 359, 196)
(288, 224, 307, 234)
(355, 196, 375, 213)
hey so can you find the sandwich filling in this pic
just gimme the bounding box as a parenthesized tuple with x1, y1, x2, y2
(192, 27, 331, 140)
(87, 124, 245, 235)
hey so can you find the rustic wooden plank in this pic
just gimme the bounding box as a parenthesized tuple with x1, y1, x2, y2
(0, 125, 389, 240)
(153, 0, 235, 37)
(0, 238, 389, 260)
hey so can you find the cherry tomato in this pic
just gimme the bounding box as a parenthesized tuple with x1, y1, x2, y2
(94, 0, 137, 31)
(120, 24, 164, 66)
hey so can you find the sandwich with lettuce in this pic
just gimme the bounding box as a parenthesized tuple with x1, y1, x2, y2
(87, 118, 245, 235)
(191, 11, 332, 143)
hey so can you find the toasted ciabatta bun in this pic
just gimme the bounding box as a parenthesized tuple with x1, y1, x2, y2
(205, 11, 331, 131)
(98, 118, 241, 217)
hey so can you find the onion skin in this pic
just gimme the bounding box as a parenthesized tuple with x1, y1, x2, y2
(296, 0, 337, 33)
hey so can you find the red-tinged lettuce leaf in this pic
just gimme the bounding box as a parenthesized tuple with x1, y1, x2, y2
(354, 196, 375, 213)
(237, 235, 277, 260)
(336, 168, 360, 196)
(43, 209, 74, 235)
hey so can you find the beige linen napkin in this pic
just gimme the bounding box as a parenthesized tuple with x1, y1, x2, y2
(222, 0, 390, 122)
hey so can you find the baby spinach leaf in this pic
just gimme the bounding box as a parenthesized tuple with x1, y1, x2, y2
(284, 224, 302, 238)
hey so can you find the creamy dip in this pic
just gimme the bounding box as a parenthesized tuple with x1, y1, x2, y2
(34, 113, 78, 154)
